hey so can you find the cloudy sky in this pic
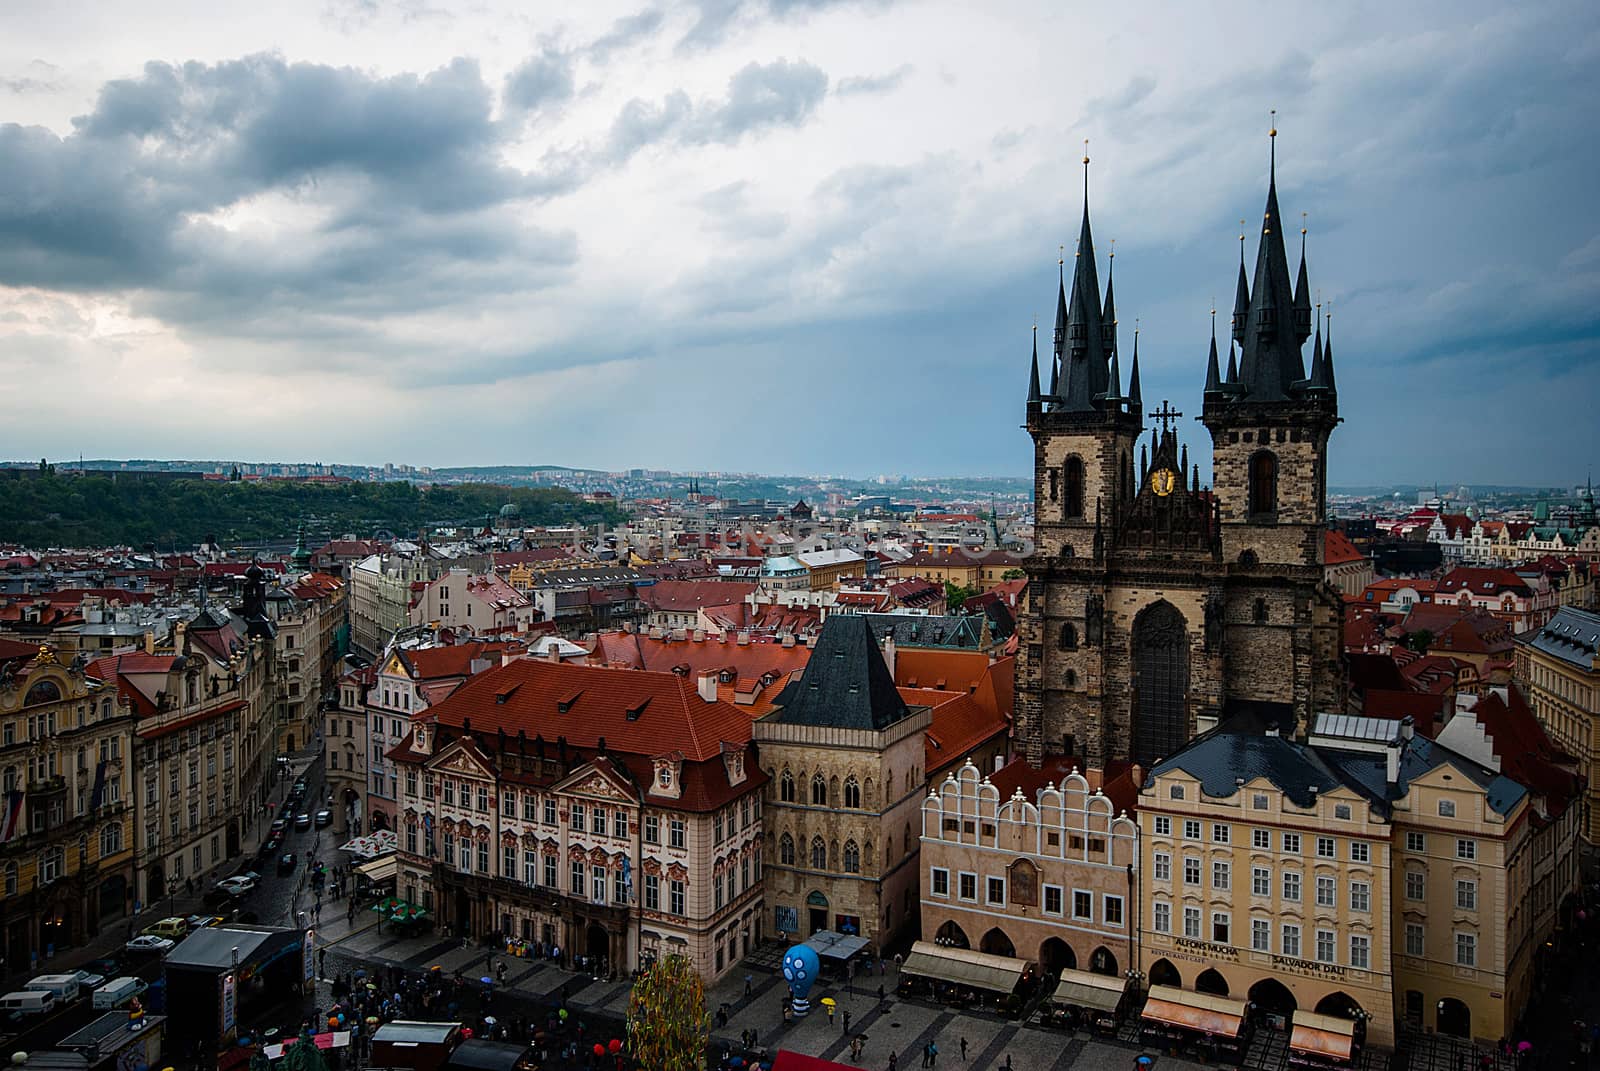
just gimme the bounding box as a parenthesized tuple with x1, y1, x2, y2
(1, 1, 1595, 485)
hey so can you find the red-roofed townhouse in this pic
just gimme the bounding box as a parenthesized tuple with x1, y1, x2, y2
(411, 569, 538, 637)
(1435, 567, 1556, 634)
(389, 658, 766, 980)
(1323, 530, 1373, 597)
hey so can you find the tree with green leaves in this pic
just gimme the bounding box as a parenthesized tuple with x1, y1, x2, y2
(1402, 629, 1434, 654)
(1001, 568, 1026, 580)
(944, 581, 978, 611)
(626, 955, 708, 1071)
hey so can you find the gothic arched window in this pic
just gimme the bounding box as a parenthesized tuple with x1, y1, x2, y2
(1253, 597, 1269, 624)
(1248, 450, 1278, 518)
(779, 770, 795, 802)
(811, 774, 827, 806)
(810, 836, 826, 869)
(1059, 622, 1078, 650)
(844, 777, 861, 809)
(843, 840, 860, 873)
(779, 833, 795, 865)
(1064, 456, 1085, 519)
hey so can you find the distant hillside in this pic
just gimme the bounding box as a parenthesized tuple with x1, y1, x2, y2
(0, 475, 623, 548)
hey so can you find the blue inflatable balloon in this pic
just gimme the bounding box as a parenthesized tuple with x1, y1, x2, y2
(780, 944, 821, 1017)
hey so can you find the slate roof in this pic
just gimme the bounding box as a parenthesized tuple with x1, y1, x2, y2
(1526, 606, 1600, 670)
(770, 615, 914, 731)
(1148, 730, 1346, 808)
(858, 613, 987, 650)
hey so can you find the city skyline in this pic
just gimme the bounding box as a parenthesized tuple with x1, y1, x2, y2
(1, 1, 1596, 483)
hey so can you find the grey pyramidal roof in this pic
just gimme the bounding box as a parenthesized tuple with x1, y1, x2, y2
(771, 615, 914, 731)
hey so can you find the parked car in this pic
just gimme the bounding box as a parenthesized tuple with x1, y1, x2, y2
(66, 969, 107, 991)
(314, 809, 332, 828)
(185, 914, 225, 931)
(293, 777, 308, 794)
(277, 852, 298, 875)
(83, 957, 122, 981)
(141, 918, 188, 940)
(125, 935, 175, 955)
(262, 832, 284, 856)
(92, 977, 146, 1010)
(217, 875, 257, 897)
(270, 817, 288, 833)
(25, 975, 82, 1003)
(294, 812, 312, 831)
(0, 991, 55, 1016)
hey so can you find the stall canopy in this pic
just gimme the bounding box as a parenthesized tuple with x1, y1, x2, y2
(805, 930, 870, 962)
(1290, 1011, 1356, 1061)
(901, 941, 1031, 994)
(1139, 985, 1246, 1038)
(341, 829, 398, 858)
(356, 855, 398, 882)
(444, 1039, 534, 1071)
(1048, 969, 1127, 1013)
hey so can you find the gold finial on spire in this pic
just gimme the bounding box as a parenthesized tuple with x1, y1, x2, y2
(1075, 237, 1081, 259)
(1109, 237, 1115, 260)
(1058, 243, 1064, 267)
(1301, 210, 1308, 236)
(1083, 138, 1090, 166)
(1269, 108, 1277, 139)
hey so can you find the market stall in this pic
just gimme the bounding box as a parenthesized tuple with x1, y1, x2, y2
(1139, 985, 1249, 1062)
(899, 941, 1034, 1012)
(1039, 969, 1128, 1034)
(1288, 1011, 1357, 1067)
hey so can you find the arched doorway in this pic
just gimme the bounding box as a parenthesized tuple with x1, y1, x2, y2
(1437, 997, 1470, 1038)
(936, 921, 969, 949)
(1195, 968, 1230, 996)
(1249, 978, 1297, 1018)
(1039, 937, 1075, 974)
(1132, 601, 1190, 764)
(145, 862, 165, 911)
(1088, 946, 1118, 976)
(979, 927, 1016, 959)
(1314, 992, 1362, 1020)
(586, 923, 609, 964)
(1148, 959, 1181, 989)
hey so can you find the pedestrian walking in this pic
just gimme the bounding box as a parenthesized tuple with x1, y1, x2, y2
(744, 974, 753, 998)
(888, 1052, 897, 1071)
(959, 1038, 967, 1061)
(843, 1010, 851, 1035)
(927, 1041, 937, 1067)
(878, 984, 886, 1004)
(826, 1003, 835, 1025)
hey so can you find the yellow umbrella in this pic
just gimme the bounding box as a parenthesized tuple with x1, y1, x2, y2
(820, 997, 836, 1007)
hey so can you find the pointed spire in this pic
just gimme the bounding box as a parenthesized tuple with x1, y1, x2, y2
(1231, 221, 1250, 343)
(1026, 324, 1042, 405)
(1052, 248, 1067, 357)
(1322, 306, 1337, 394)
(1293, 212, 1312, 343)
(1102, 239, 1118, 359)
(1060, 140, 1110, 412)
(1307, 302, 1331, 392)
(1225, 340, 1239, 386)
(1235, 111, 1307, 400)
(1127, 326, 1143, 414)
(1204, 307, 1223, 394)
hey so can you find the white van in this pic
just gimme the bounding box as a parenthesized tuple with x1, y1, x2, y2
(24, 974, 80, 1004)
(0, 990, 55, 1016)
(92, 977, 146, 1010)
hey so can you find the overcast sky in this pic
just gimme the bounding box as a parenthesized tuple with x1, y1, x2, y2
(1, 1, 1595, 484)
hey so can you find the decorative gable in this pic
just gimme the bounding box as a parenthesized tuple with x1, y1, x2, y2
(721, 742, 747, 787)
(651, 752, 685, 800)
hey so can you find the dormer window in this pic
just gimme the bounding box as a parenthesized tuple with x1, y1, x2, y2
(659, 766, 673, 788)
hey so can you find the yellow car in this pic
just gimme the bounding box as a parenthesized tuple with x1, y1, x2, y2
(141, 918, 189, 940)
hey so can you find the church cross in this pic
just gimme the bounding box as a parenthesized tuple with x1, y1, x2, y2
(1148, 400, 1183, 433)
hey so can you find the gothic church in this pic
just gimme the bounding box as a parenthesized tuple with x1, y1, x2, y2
(1016, 137, 1345, 768)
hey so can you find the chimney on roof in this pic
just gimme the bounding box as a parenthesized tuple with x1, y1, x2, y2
(692, 629, 705, 643)
(547, 642, 562, 663)
(1264, 722, 1279, 738)
(736, 631, 751, 646)
(1385, 736, 1402, 786)
(781, 633, 796, 648)
(697, 670, 718, 704)
(1400, 715, 1415, 742)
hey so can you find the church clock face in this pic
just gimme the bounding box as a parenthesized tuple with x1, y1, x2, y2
(1152, 468, 1177, 497)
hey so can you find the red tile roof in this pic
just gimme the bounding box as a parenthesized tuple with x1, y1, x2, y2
(636, 580, 757, 614)
(400, 642, 524, 681)
(588, 629, 811, 681)
(1323, 530, 1367, 565)
(1437, 567, 1534, 598)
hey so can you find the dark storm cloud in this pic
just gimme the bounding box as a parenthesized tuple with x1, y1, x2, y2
(604, 57, 827, 163)
(504, 49, 575, 116)
(0, 54, 578, 323)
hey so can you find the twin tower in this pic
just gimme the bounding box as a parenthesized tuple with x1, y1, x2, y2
(1017, 134, 1345, 769)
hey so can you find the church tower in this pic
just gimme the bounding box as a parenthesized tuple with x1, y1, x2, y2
(1198, 123, 1344, 729)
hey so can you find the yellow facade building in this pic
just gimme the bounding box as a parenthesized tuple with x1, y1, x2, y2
(1516, 607, 1600, 841)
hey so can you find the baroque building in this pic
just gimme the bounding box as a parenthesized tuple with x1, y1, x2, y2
(1017, 138, 1344, 768)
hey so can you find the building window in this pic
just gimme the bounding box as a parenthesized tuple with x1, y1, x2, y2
(571, 805, 586, 833)
(1252, 793, 1269, 811)
(1183, 857, 1200, 886)
(811, 775, 827, 806)
(544, 798, 557, 825)
(1406, 831, 1426, 853)
(843, 840, 860, 874)
(1350, 841, 1370, 864)
(1350, 934, 1370, 970)
(1183, 820, 1201, 841)
(644, 874, 659, 911)
(1154, 902, 1171, 934)
(780, 834, 795, 865)
(1183, 907, 1201, 939)
(1212, 861, 1231, 891)
(1316, 836, 1336, 859)
(713, 814, 722, 843)
(1283, 833, 1301, 854)
(1283, 871, 1301, 902)
(1153, 853, 1171, 881)
(1457, 839, 1476, 861)
(1315, 929, 1336, 963)
(669, 879, 685, 916)
(524, 795, 539, 822)
(544, 856, 557, 888)
(1455, 932, 1476, 967)
(1211, 823, 1230, 844)
(1281, 924, 1301, 958)
(1104, 895, 1123, 926)
(524, 850, 537, 886)
(1044, 885, 1063, 916)
(1350, 881, 1370, 912)
(811, 837, 827, 870)
(931, 868, 949, 897)
(1212, 912, 1230, 944)
(645, 815, 660, 843)
(1168, 785, 1185, 800)
(1072, 890, 1092, 919)
(1252, 866, 1271, 897)
(1456, 879, 1477, 911)
(616, 866, 629, 904)
(1252, 918, 1270, 951)
(1316, 876, 1336, 908)
(987, 877, 1006, 905)
(1406, 871, 1425, 901)
(1252, 828, 1270, 850)
(442, 780, 454, 806)
(669, 820, 685, 849)
(1333, 803, 1352, 820)
(503, 845, 516, 878)
(1153, 816, 1171, 836)
(1064, 456, 1085, 519)
(1439, 799, 1457, 818)
(571, 860, 585, 894)
(844, 777, 861, 809)
(1405, 922, 1425, 957)
(958, 872, 977, 901)
(592, 866, 607, 903)
(1248, 449, 1278, 517)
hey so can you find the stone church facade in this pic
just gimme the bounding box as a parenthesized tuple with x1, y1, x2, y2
(1017, 144, 1345, 768)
